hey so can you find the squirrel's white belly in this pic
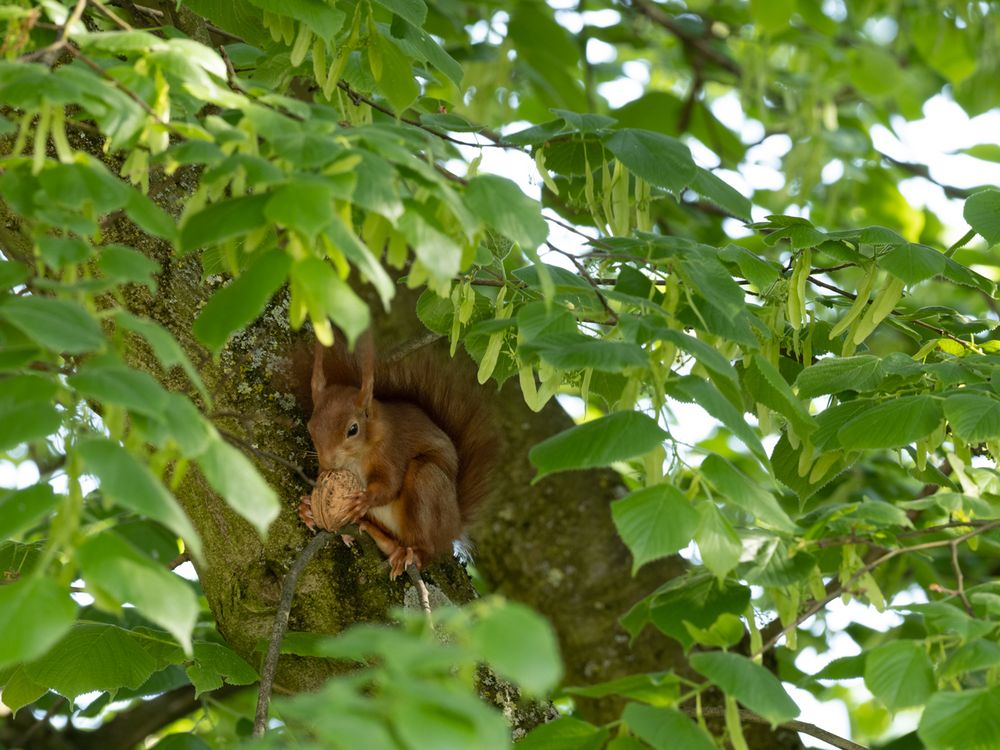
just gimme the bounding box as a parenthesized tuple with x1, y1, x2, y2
(365, 503, 403, 538)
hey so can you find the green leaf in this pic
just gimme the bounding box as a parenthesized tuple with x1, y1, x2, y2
(114, 312, 209, 402)
(68, 362, 170, 419)
(942, 255, 995, 294)
(464, 175, 548, 250)
(688, 651, 799, 725)
(98, 244, 161, 291)
(78, 532, 198, 654)
(150, 735, 215, 750)
(0, 296, 104, 354)
(690, 168, 751, 221)
(603, 129, 696, 193)
(918, 686, 1000, 750)
(0, 484, 60, 540)
(838, 395, 943, 449)
(944, 392, 1000, 443)
(655, 328, 740, 393)
(178, 194, 270, 253)
(622, 703, 717, 750)
(739, 537, 815, 586)
(78, 437, 202, 561)
(468, 601, 562, 695)
(678, 255, 747, 321)
(941, 640, 1000, 680)
(388, 15, 464, 87)
(881, 242, 946, 285)
(749, 0, 793, 32)
(264, 180, 335, 241)
(0, 666, 47, 713)
(864, 640, 935, 712)
(700, 454, 796, 532)
(325, 216, 395, 309)
(186, 642, 258, 697)
(374, 0, 426, 26)
(795, 355, 886, 397)
(0, 577, 76, 669)
(37, 236, 91, 268)
(0, 373, 62, 451)
(196, 439, 279, 537)
(744, 355, 816, 437)
(964, 189, 1000, 246)
(529, 411, 668, 481)
(0, 259, 29, 289)
(397, 202, 464, 282)
(667, 376, 767, 464)
(565, 672, 680, 704)
(160, 393, 215, 459)
(694, 503, 742, 579)
(612, 485, 699, 574)
(193, 249, 291, 351)
(625, 574, 749, 645)
(962, 144, 1000, 163)
(289, 256, 370, 346)
(719, 244, 781, 290)
(534, 334, 647, 372)
(518, 717, 608, 750)
(126, 191, 179, 242)
(372, 32, 419, 114)
(24, 624, 158, 701)
(684, 612, 744, 649)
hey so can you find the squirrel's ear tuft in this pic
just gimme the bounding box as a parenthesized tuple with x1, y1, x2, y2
(311, 342, 328, 405)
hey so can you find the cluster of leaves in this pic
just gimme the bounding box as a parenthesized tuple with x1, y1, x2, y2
(253, 601, 561, 750)
(2, 0, 1000, 748)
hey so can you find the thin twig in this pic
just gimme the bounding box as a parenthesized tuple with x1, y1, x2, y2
(407, 564, 433, 625)
(90, 0, 132, 30)
(336, 80, 512, 149)
(548, 242, 618, 324)
(808, 519, 995, 550)
(169, 552, 190, 570)
(22, 0, 86, 62)
(384, 332, 443, 364)
(631, 0, 741, 77)
(693, 706, 868, 750)
(758, 519, 1000, 655)
(14, 696, 67, 746)
(253, 530, 335, 737)
(950, 541, 974, 615)
(65, 44, 161, 119)
(218, 428, 315, 488)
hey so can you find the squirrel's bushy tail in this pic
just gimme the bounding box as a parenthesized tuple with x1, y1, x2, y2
(373, 348, 498, 525)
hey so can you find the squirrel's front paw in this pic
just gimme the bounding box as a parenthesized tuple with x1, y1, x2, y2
(297, 495, 315, 530)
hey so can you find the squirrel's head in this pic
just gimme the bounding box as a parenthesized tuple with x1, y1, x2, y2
(309, 342, 374, 473)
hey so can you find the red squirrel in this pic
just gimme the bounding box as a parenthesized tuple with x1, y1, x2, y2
(300, 334, 497, 578)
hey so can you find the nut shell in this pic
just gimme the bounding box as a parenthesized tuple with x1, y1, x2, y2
(309, 469, 364, 530)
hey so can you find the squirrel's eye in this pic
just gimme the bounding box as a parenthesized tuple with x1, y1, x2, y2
(346, 423, 359, 438)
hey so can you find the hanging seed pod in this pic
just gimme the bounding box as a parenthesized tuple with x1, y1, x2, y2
(289, 22, 313, 66)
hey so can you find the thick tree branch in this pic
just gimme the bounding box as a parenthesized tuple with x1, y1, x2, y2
(68, 685, 242, 750)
